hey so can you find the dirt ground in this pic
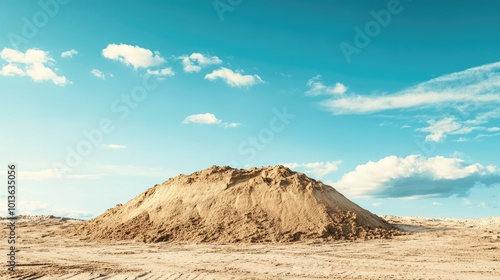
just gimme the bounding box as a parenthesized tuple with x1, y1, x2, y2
(1, 215, 499, 280)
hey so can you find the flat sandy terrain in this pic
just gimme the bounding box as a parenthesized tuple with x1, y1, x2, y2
(2, 215, 499, 280)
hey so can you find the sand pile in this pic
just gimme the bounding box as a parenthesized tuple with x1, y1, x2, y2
(73, 165, 396, 243)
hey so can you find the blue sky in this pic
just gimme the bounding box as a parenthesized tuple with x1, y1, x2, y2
(0, 0, 499, 219)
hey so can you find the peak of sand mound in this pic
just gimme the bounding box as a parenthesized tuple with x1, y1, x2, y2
(73, 165, 396, 243)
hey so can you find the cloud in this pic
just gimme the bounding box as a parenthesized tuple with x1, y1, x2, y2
(102, 43, 165, 69)
(61, 49, 78, 58)
(306, 75, 347, 96)
(316, 63, 500, 143)
(180, 53, 222, 73)
(146, 67, 174, 79)
(0, 48, 68, 86)
(372, 202, 383, 207)
(420, 117, 463, 143)
(475, 132, 500, 140)
(418, 116, 500, 143)
(102, 144, 127, 149)
(282, 161, 341, 178)
(3, 164, 170, 182)
(19, 200, 50, 213)
(52, 209, 93, 219)
(332, 155, 500, 199)
(0, 64, 24, 76)
(322, 62, 500, 114)
(205, 67, 263, 87)
(16, 201, 92, 219)
(0, 200, 92, 219)
(278, 72, 292, 78)
(183, 113, 221, 125)
(17, 169, 106, 180)
(182, 113, 241, 128)
(222, 122, 241, 128)
(91, 68, 107, 80)
(432, 202, 442, 206)
(462, 198, 472, 206)
(21, 169, 61, 180)
(466, 108, 500, 125)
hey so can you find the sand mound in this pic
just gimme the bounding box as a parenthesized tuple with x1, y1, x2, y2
(73, 165, 396, 243)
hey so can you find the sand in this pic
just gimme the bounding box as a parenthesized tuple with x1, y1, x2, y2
(3, 166, 498, 279)
(1, 215, 499, 279)
(72, 165, 396, 243)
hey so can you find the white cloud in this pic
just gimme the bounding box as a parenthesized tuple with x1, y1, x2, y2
(316, 62, 500, 144)
(432, 202, 442, 206)
(0, 64, 24, 76)
(400, 195, 436, 201)
(278, 72, 292, 78)
(2, 164, 169, 182)
(61, 49, 78, 58)
(477, 202, 487, 208)
(18, 201, 92, 219)
(52, 208, 93, 219)
(182, 113, 241, 128)
(0, 48, 68, 86)
(180, 53, 222, 73)
(27, 63, 67, 85)
(332, 155, 500, 198)
(462, 198, 472, 206)
(419, 117, 463, 143)
(222, 122, 241, 129)
(466, 108, 500, 125)
(0, 200, 92, 219)
(102, 43, 165, 69)
(19, 200, 50, 213)
(205, 67, 263, 87)
(102, 144, 127, 149)
(183, 113, 221, 125)
(306, 75, 347, 96)
(21, 169, 60, 180)
(17, 169, 105, 180)
(146, 67, 174, 79)
(64, 174, 106, 179)
(91, 68, 106, 80)
(475, 132, 500, 140)
(282, 161, 341, 178)
(418, 116, 500, 143)
(322, 62, 500, 114)
(378, 121, 393, 127)
(372, 202, 383, 207)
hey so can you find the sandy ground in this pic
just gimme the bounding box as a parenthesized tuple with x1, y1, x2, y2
(1, 215, 499, 280)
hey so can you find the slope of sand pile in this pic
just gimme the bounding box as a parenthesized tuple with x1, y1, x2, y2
(72, 165, 397, 243)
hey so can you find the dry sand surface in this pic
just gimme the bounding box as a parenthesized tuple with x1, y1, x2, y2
(3, 166, 499, 279)
(1, 215, 499, 280)
(73, 166, 396, 243)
